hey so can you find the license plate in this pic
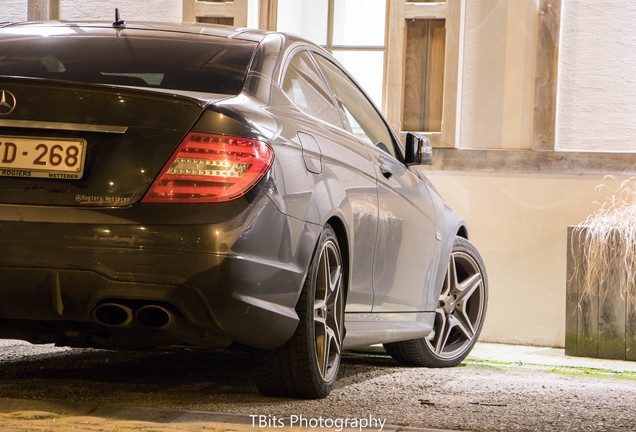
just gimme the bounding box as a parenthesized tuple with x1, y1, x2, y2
(0, 136, 87, 179)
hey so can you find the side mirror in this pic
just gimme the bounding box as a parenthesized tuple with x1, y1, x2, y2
(405, 132, 433, 166)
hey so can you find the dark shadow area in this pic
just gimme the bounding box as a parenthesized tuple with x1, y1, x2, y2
(0, 345, 403, 407)
(0, 347, 257, 405)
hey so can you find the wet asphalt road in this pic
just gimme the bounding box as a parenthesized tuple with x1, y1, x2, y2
(0, 340, 635, 432)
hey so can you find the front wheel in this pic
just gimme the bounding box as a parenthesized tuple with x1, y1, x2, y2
(255, 225, 345, 398)
(384, 236, 487, 367)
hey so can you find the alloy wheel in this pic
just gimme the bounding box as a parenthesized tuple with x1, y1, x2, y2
(426, 250, 485, 359)
(313, 239, 344, 383)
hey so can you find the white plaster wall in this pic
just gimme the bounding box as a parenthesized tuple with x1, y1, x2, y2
(460, 0, 538, 150)
(276, 0, 329, 45)
(58, 0, 182, 22)
(425, 172, 630, 347)
(557, 1, 636, 152)
(0, 0, 181, 23)
(1, 0, 28, 23)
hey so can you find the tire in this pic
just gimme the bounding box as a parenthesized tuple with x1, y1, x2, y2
(384, 236, 487, 368)
(255, 225, 345, 398)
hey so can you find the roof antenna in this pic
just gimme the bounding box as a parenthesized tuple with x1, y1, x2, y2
(113, 8, 126, 28)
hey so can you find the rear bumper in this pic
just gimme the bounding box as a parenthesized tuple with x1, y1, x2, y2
(0, 192, 321, 349)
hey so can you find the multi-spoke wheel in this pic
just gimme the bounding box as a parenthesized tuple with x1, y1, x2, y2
(313, 237, 344, 384)
(255, 225, 345, 398)
(384, 236, 487, 367)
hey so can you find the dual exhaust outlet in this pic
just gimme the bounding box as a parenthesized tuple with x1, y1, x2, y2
(93, 303, 174, 329)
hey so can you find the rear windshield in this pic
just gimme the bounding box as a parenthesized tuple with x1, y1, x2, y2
(0, 29, 258, 95)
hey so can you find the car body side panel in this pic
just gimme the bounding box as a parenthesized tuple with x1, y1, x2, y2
(312, 131, 378, 312)
(242, 36, 452, 319)
(243, 88, 379, 312)
(369, 148, 439, 313)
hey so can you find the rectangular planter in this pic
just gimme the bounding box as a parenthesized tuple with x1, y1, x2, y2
(566, 226, 636, 361)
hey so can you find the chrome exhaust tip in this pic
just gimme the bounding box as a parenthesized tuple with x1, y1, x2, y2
(93, 303, 133, 327)
(135, 304, 173, 329)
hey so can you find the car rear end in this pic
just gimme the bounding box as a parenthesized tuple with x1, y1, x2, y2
(0, 22, 311, 350)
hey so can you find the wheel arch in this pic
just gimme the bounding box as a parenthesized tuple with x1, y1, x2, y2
(457, 225, 468, 239)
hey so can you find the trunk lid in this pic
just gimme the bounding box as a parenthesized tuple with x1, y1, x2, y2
(0, 77, 228, 206)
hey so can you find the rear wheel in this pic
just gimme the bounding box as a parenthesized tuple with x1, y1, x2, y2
(384, 236, 487, 367)
(255, 225, 345, 398)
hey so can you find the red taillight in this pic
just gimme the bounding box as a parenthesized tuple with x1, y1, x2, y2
(142, 133, 274, 203)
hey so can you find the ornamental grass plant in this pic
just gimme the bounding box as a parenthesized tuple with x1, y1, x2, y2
(572, 177, 636, 307)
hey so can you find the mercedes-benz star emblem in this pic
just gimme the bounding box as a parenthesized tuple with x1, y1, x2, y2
(0, 90, 17, 116)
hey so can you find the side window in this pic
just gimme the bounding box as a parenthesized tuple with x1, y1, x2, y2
(281, 50, 343, 129)
(312, 53, 398, 159)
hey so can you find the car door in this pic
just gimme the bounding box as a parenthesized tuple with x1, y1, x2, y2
(312, 52, 439, 313)
(277, 47, 378, 312)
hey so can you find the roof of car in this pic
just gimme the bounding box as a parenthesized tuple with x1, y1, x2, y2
(0, 20, 271, 43)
